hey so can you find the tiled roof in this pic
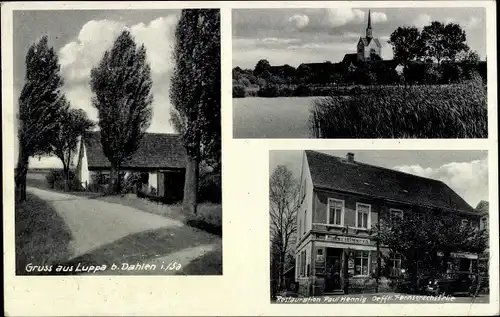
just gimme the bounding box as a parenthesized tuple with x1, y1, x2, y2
(342, 53, 358, 64)
(84, 131, 186, 170)
(305, 151, 474, 213)
(475, 200, 489, 214)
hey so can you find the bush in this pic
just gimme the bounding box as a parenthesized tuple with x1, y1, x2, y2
(309, 77, 487, 138)
(184, 204, 222, 236)
(45, 169, 75, 189)
(293, 84, 312, 97)
(257, 84, 279, 97)
(232, 85, 246, 98)
(120, 172, 142, 195)
(198, 171, 221, 203)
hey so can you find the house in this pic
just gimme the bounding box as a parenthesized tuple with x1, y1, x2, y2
(75, 131, 186, 202)
(295, 151, 482, 296)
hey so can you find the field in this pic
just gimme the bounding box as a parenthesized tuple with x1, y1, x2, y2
(310, 78, 487, 138)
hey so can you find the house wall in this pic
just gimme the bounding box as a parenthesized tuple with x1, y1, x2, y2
(148, 172, 158, 190)
(313, 189, 379, 231)
(75, 136, 89, 186)
(297, 152, 314, 247)
(364, 41, 381, 60)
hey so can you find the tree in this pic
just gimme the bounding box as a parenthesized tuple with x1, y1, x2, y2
(420, 21, 469, 63)
(376, 208, 488, 281)
(50, 104, 95, 188)
(269, 165, 300, 290)
(254, 59, 271, 77)
(388, 26, 421, 67)
(458, 50, 481, 64)
(170, 9, 221, 214)
(15, 36, 66, 202)
(90, 30, 153, 194)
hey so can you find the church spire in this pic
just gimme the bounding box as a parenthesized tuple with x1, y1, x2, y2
(366, 10, 373, 39)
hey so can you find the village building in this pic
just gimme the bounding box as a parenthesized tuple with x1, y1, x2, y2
(75, 131, 186, 202)
(295, 151, 482, 296)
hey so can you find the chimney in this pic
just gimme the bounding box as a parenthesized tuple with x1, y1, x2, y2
(346, 152, 355, 162)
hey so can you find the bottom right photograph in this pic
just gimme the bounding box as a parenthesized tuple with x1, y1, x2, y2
(269, 150, 490, 304)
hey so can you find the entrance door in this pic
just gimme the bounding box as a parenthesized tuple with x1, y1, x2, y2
(163, 170, 185, 203)
(324, 249, 342, 292)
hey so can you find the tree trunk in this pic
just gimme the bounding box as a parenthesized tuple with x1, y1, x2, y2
(62, 162, 69, 192)
(15, 152, 29, 203)
(183, 154, 199, 214)
(279, 251, 286, 290)
(110, 164, 120, 194)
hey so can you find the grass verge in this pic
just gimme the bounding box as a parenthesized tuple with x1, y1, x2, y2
(15, 193, 73, 274)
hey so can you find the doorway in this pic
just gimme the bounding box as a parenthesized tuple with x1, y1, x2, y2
(162, 170, 185, 203)
(324, 248, 343, 292)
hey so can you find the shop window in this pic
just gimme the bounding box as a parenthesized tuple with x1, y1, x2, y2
(356, 203, 371, 229)
(354, 251, 370, 276)
(327, 198, 343, 226)
(316, 249, 324, 262)
(389, 253, 402, 277)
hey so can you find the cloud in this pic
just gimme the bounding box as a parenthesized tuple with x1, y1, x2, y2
(393, 159, 488, 207)
(59, 15, 179, 133)
(288, 14, 309, 29)
(322, 8, 365, 27)
(371, 12, 388, 23)
(413, 14, 432, 28)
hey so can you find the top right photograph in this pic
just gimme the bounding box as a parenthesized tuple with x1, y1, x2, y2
(232, 7, 488, 139)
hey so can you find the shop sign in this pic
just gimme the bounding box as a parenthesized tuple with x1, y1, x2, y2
(323, 235, 373, 245)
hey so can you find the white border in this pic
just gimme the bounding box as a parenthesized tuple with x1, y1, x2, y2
(3, 1, 498, 316)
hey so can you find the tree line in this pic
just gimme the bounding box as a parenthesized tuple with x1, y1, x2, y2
(15, 9, 220, 216)
(234, 20, 486, 98)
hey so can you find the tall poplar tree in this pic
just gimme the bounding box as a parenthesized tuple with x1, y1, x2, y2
(16, 36, 65, 202)
(170, 9, 221, 214)
(90, 30, 153, 193)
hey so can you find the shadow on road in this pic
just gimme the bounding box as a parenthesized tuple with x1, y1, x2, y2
(26, 225, 221, 276)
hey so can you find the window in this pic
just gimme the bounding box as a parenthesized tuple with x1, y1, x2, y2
(389, 253, 402, 277)
(303, 210, 307, 235)
(354, 251, 370, 276)
(327, 199, 344, 226)
(390, 209, 403, 221)
(298, 219, 302, 238)
(461, 218, 469, 227)
(316, 249, 324, 262)
(297, 254, 301, 277)
(300, 250, 307, 276)
(356, 203, 371, 229)
(481, 217, 488, 230)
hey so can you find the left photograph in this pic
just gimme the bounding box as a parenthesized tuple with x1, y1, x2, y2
(13, 9, 221, 275)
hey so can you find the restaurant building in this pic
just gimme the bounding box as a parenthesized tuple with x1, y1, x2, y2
(295, 151, 482, 295)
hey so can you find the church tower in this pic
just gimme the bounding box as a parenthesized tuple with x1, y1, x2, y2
(366, 10, 373, 39)
(355, 9, 381, 62)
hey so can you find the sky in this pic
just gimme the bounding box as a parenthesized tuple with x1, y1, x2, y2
(232, 7, 487, 69)
(269, 150, 488, 208)
(13, 10, 181, 168)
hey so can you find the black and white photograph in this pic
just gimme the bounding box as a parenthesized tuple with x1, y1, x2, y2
(269, 150, 490, 303)
(13, 9, 222, 276)
(233, 7, 488, 138)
